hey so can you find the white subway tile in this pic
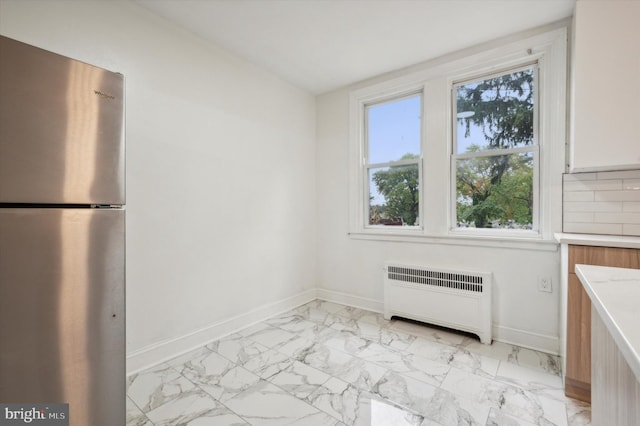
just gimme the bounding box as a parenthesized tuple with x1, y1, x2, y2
(563, 191, 594, 202)
(563, 172, 597, 182)
(623, 202, 640, 212)
(594, 212, 640, 224)
(623, 224, 640, 236)
(563, 212, 594, 223)
(563, 179, 622, 192)
(623, 179, 640, 190)
(596, 170, 640, 180)
(594, 190, 640, 202)
(564, 222, 623, 235)
(563, 201, 622, 212)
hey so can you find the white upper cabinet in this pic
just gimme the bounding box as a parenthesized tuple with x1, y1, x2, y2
(570, 0, 640, 172)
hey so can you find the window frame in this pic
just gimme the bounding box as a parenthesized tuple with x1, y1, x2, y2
(363, 91, 424, 229)
(348, 25, 567, 247)
(450, 63, 540, 236)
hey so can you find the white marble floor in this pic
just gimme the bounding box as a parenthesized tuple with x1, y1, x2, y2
(127, 300, 591, 426)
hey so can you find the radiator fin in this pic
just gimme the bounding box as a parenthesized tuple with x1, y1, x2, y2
(387, 265, 484, 293)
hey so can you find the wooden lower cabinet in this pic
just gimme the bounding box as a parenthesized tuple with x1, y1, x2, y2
(565, 245, 640, 402)
(565, 272, 592, 401)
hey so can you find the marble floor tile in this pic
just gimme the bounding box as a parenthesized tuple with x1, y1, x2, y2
(375, 371, 491, 426)
(145, 388, 249, 426)
(295, 300, 347, 325)
(207, 333, 270, 366)
(173, 349, 262, 402)
(274, 335, 317, 359)
(365, 396, 425, 426)
(273, 317, 327, 339)
(298, 342, 356, 376)
(340, 356, 390, 391)
(390, 319, 467, 347)
(330, 317, 399, 344)
(373, 370, 439, 415)
(268, 360, 332, 398)
(335, 306, 390, 328)
(224, 380, 336, 426)
(406, 337, 500, 378)
(421, 388, 491, 426)
(486, 407, 538, 426)
(459, 338, 562, 376)
(377, 327, 418, 352)
(441, 367, 568, 426)
(317, 327, 372, 355)
(128, 364, 197, 413)
(305, 376, 364, 424)
(242, 348, 295, 379)
(331, 316, 418, 351)
(566, 398, 591, 426)
(127, 300, 590, 426)
(357, 342, 450, 387)
(243, 325, 299, 349)
(126, 397, 153, 426)
(306, 376, 425, 426)
(495, 360, 563, 391)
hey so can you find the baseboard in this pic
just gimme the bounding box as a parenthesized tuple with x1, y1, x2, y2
(316, 287, 384, 313)
(564, 377, 591, 403)
(493, 324, 560, 355)
(126, 289, 317, 375)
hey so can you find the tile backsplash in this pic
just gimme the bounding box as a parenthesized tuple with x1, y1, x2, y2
(563, 170, 640, 236)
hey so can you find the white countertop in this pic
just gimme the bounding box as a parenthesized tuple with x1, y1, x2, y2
(555, 232, 640, 249)
(575, 264, 640, 383)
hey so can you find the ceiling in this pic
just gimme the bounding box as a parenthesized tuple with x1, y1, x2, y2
(133, 0, 575, 94)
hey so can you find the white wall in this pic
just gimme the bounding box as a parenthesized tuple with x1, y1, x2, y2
(570, 0, 640, 172)
(315, 31, 566, 353)
(0, 0, 317, 371)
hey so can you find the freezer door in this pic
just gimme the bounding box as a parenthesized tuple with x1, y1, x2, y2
(0, 35, 124, 204)
(0, 208, 125, 426)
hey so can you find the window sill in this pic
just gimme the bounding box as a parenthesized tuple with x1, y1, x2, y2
(348, 230, 559, 252)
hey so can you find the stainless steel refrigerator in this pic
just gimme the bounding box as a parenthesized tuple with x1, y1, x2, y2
(0, 35, 125, 425)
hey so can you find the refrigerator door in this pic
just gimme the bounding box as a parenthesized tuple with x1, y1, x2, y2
(0, 35, 124, 205)
(0, 208, 125, 426)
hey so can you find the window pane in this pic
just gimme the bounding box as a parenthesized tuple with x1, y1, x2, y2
(456, 67, 534, 154)
(367, 95, 421, 164)
(369, 164, 419, 226)
(456, 152, 533, 229)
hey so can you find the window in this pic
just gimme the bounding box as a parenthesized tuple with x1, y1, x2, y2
(365, 93, 422, 227)
(348, 26, 566, 245)
(453, 65, 538, 231)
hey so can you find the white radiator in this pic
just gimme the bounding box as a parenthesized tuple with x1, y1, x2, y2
(383, 263, 492, 344)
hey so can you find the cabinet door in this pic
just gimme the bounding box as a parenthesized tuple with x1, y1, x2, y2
(566, 245, 640, 402)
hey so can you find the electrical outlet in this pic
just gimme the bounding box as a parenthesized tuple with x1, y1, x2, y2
(538, 276, 552, 293)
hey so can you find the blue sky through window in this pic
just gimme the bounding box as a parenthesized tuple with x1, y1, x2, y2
(367, 95, 421, 164)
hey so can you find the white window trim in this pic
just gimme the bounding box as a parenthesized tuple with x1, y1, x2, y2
(348, 25, 567, 248)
